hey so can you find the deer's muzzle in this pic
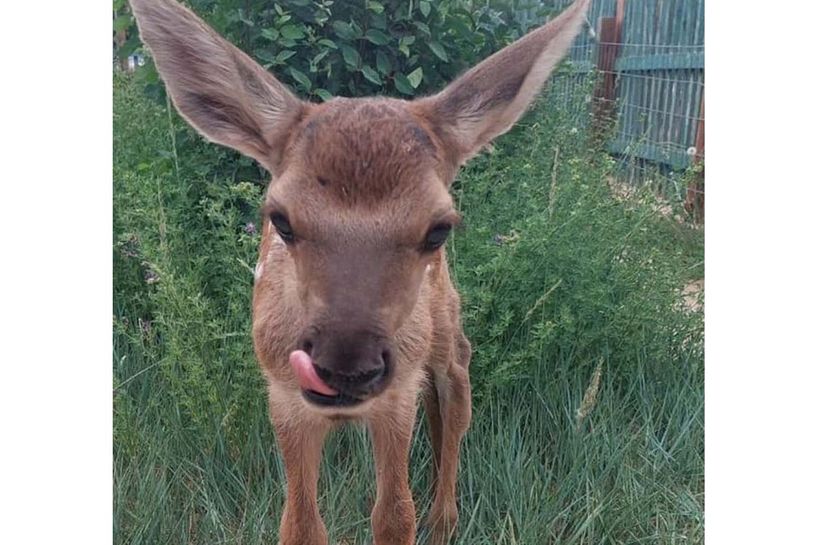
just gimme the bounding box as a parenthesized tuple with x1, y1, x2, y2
(293, 327, 393, 406)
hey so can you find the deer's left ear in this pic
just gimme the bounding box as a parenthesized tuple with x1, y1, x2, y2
(413, 0, 590, 167)
(130, 0, 306, 175)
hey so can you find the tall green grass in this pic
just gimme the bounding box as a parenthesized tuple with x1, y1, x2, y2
(113, 73, 703, 544)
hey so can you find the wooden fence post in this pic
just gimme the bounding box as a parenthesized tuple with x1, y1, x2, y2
(592, 1, 625, 137)
(592, 17, 618, 130)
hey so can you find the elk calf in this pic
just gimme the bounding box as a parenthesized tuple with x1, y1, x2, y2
(129, 1, 590, 543)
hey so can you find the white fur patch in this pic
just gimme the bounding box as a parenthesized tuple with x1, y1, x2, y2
(254, 259, 264, 280)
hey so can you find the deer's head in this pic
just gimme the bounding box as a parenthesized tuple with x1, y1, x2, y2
(130, 0, 589, 408)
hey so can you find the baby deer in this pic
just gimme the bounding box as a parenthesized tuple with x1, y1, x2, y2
(129, 0, 590, 543)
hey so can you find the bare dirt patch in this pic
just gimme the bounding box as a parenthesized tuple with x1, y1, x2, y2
(681, 278, 704, 313)
(606, 176, 698, 227)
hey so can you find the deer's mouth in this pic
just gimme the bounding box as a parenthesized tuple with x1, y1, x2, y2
(302, 389, 364, 407)
(290, 349, 367, 408)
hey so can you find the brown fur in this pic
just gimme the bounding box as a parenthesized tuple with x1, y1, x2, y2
(129, 1, 590, 543)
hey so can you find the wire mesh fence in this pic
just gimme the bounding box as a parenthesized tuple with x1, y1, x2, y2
(543, 0, 705, 221)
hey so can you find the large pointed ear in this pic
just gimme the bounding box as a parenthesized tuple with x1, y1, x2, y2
(129, 0, 306, 174)
(413, 0, 590, 166)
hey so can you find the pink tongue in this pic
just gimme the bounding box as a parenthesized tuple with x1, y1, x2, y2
(289, 350, 338, 397)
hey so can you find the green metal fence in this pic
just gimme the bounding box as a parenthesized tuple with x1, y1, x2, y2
(547, 0, 705, 191)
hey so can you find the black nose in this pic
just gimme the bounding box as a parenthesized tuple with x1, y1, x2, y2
(300, 331, 392, 398)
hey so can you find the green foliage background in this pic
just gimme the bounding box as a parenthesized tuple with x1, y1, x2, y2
(115, 0, 557, 101)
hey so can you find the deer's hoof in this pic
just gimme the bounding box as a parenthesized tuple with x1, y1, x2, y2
(426, 503, 458, 545)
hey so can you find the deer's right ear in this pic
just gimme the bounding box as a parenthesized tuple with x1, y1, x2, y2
(130, 0, 306, 174)
(412, 0, 589, 168)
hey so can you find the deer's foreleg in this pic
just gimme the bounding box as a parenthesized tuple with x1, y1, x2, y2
(272, 413, 330, 545)
(427, 336, 472, 545)
(369, 402, 418, 545)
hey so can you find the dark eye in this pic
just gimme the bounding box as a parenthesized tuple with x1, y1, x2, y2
(270, 212, 295, 243)
(423, 223, 452, 251)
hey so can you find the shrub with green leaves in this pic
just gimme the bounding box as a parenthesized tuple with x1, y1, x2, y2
(451, 112, 703, 394)
(114, 0, 559, 101)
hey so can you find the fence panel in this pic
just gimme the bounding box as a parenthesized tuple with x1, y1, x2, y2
(546, 0, 705, 188)
(613, 0, 704, 171)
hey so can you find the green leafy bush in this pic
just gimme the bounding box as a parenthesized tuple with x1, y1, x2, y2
(114, 0, 558, 101)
